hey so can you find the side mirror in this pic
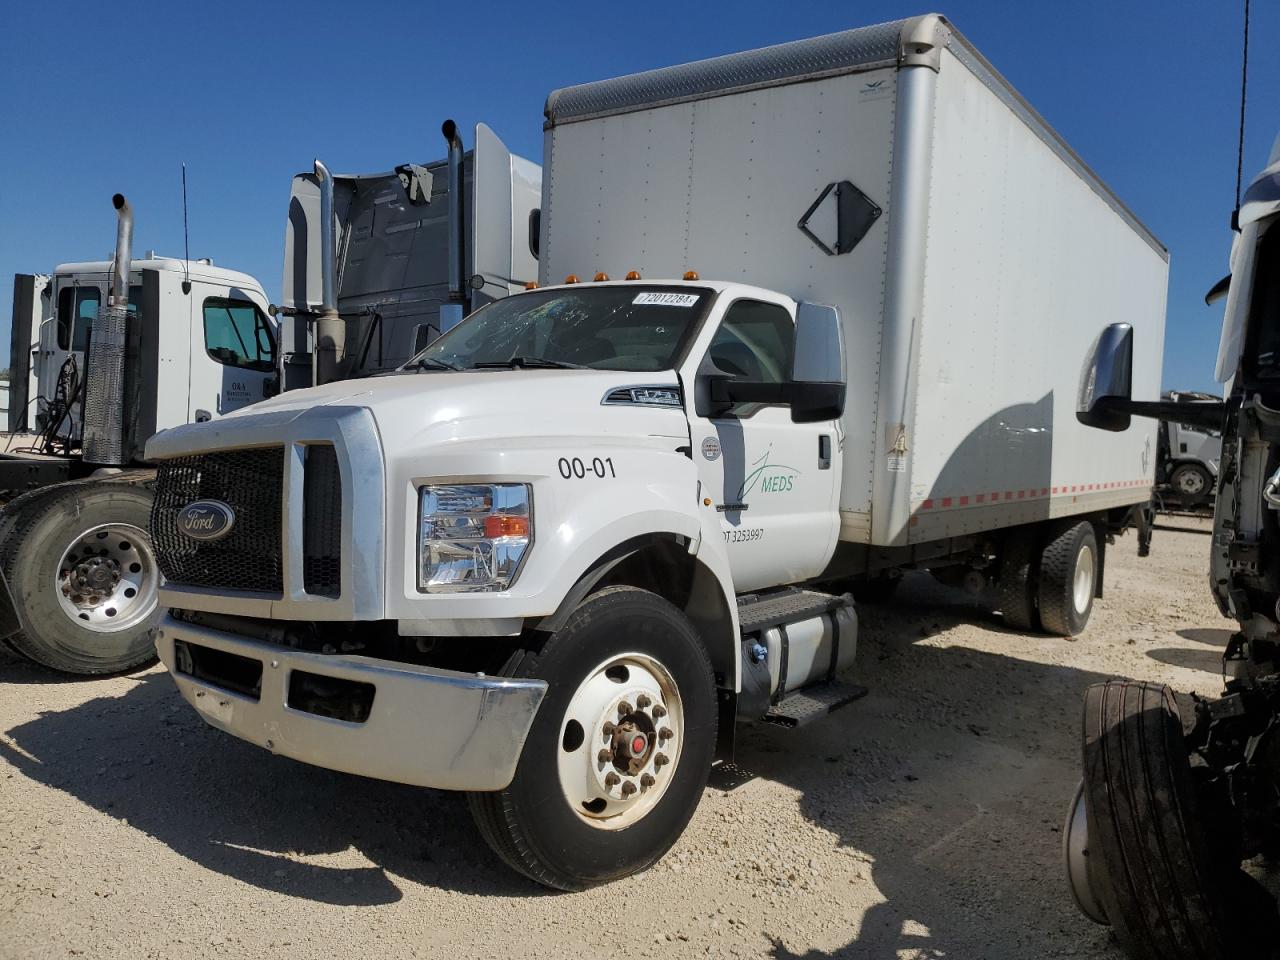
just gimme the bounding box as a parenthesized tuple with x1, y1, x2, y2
(790, 301, 846, 423)
(1077, 323, 1133, 431)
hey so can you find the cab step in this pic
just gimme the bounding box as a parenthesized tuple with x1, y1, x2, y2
(737, 588, 847, 634)
(762, 680, 867, 728)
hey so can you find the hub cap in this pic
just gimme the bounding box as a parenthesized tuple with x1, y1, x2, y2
(56, 523, 158, 633)
(557, 652, 684, 830)
(1073, 541, 1095, 615)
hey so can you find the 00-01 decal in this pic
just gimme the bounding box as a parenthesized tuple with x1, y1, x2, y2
(557, 456, 617, 480)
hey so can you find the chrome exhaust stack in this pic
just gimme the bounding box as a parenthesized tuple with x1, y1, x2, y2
(82, 193, 133, 465)
(312, 159, 346, 385)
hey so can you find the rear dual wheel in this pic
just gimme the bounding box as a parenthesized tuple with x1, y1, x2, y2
(995, 520, 1098, 636)
(467, 586, 717, 891)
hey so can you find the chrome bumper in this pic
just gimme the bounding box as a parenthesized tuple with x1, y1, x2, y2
(155, 614, 547, 791)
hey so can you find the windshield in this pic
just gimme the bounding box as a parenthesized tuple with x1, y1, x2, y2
(404, 285, 713, 372)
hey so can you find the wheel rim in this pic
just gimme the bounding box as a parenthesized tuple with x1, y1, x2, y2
(556, 652, 685, 830)
(1064, 779, 1108, 924)
(1176, 470, 1206, 495)
(1072, 541, 1095, 614)
(55, 522, 159, 633)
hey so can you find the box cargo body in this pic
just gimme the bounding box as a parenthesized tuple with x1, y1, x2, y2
(540, 14, 1168, 548)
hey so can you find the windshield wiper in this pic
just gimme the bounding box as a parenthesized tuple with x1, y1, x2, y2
(408, 356, 460, 371)
(470, 356, 585, 370)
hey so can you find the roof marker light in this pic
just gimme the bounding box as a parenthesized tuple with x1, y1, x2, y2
(625, 270, 641, 280)
(524, 281, 539, 290)
(683, 270, 699, 281)
(564, 274, 580, 284)
(594, 272, 610, 282)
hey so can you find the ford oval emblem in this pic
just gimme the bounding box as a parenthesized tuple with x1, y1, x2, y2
(177, 500, 236, 542)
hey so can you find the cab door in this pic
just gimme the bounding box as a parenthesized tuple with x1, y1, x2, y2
(189, 285, 277, 421)
(686, 295, 841, 592)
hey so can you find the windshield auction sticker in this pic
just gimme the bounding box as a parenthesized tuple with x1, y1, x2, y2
(633, 292, 700, 307)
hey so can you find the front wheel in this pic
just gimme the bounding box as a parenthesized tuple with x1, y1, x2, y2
(467, 585, 717, 891)
(1169, 463, 1213, 506)
(1, 483, 161, 674)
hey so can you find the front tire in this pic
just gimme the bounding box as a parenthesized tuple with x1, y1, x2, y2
(467, 585, 717, 891)
(0, 483, 161, 674)
(1075, 680, 1274, 960)
(1169, 463, 1213, 506)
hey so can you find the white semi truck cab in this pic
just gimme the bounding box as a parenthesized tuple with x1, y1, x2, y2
(147, 14, 1168, 889)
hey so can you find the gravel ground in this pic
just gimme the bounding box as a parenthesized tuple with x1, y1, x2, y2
(1, 515, 1261, 960)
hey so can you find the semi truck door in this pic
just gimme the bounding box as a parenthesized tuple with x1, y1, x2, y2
(190, 286, 276, 419)
(688, 297, 841, 593)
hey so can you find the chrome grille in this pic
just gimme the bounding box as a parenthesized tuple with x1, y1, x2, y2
(152, 448, 285, 593)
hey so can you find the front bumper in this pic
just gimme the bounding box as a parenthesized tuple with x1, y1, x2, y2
(155, 614, 547, 791)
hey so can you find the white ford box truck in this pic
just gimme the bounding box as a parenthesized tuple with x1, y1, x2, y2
(144, 14, 1167, 890)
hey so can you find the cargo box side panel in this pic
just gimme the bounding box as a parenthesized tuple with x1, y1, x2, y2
(542, 69, 898, 530)
(905, 48, 1167, 544)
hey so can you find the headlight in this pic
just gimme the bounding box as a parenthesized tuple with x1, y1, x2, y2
(418, 483, 532, 592)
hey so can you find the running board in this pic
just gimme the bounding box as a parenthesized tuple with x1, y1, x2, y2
(762, 680, 867, 728)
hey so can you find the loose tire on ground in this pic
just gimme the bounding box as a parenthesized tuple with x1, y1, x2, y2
(0, 483, 160, 674)
(1077, 680, 1277, 960)
(995, 534, 1039, 631)
(467, 585, 717, 891)
(1037, 520, 1097, 636)
(1169, 463, 1213, 506)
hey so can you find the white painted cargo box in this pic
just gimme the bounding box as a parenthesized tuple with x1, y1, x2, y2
(541, 13, 1167, 549)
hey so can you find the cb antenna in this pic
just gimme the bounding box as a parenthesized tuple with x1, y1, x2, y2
(181, 162, 192, 293)
(1233, 0, 1251, 230)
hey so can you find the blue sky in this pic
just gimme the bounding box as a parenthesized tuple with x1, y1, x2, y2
(0, 0, 1273, 392)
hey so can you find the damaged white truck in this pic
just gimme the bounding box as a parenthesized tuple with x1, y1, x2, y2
(147, 15, 1167, 889)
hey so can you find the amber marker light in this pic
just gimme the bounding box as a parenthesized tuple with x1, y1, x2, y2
(484, 515, 531, 539)
(683, 270, 700, 281)
(594, 272, 610, 282)
(564, 274, 579, 284)
(524, 281, 539, 290)
(625, 271, 642, 280)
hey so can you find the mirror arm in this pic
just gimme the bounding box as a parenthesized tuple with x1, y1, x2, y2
(1096, 398, 1227, 431)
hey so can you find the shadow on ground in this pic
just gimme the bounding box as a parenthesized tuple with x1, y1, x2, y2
(0, 572, 1189, 956)
(0, 646, 545, 906)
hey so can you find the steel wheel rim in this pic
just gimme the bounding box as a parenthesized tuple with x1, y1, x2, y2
(556, 652, 685, 830)
(1177, 470, 1206, 495)
(1073, 541, 1095, 614)
(1064, 779, 1108, 924)
(55, 522, 159, 633)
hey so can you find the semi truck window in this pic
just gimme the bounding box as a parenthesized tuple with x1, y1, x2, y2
(203, 298, 275, 372)
(56, 287, 100, 351)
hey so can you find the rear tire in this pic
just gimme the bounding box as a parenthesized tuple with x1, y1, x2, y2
(1038, 521, 1097, 636)
(467, 585, 717, 891)
(0, 483, 160, 675)
(995, 535, 1039, 631)
(1077, 680, 1275, 960)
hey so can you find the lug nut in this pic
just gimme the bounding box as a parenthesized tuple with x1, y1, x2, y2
(598, 749, 612, 763)
(655, 753, 669, 767)
(602, 721, 615, 736)
(636, 694, 651, 709)
(652, 704, 667, 718)
(640, 773, 655, 788)
(618, 700, 633, 716)
(621, 781, 637, 797)
(604, 772, 621, 787)
(659, 727, 673, 741)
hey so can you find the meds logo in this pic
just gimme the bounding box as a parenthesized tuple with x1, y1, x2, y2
(736, 448, 800, 500)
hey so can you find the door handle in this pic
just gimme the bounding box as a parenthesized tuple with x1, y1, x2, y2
(818, 434, 832, 470)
